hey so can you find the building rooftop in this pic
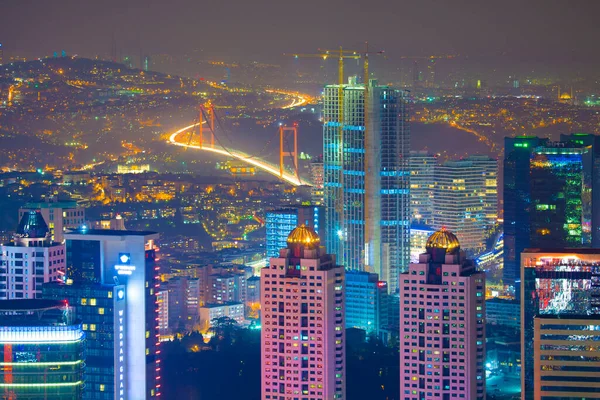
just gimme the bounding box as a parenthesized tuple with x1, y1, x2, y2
(66, 228, 158, 237)
(287, 224, 320, 250)
(426, 227, 460, 254)
(0, 299, 67, 312)
(22, 200, 78, 209)
(15, 211, 49, 238)
(523, 248, 600, 254)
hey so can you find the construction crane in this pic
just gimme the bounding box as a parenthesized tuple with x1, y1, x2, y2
(286, 47, 361, 252)
(399, 54, 457, 60)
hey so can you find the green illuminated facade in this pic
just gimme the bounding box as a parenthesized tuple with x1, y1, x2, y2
(530, 145, 588, 248)
(0, 300, 85, 399)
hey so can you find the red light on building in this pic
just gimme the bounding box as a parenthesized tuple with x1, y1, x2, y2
(377, 281, 387, 288)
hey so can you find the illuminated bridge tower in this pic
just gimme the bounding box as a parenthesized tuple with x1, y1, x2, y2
(323, 77, 410, 292)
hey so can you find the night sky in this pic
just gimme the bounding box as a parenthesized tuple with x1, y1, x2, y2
(2, 0, 600, 65)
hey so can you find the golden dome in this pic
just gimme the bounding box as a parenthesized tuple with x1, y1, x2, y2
(426, 227, 460, 254)
(287, 224, 320, 249)
(560, 92, 572, 100)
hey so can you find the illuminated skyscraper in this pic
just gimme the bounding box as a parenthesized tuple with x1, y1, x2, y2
(400, 228, 486, 400)
(310, 155, 324, 205)
(0, 299, 85, 399)
(504, 134, 600, 286)
(43, 282, 126, 400)
(0, 211, 65, 300)
(64, 229, 161, 399)
(529, 144, 589, 248)
(410, 151, 436, 224)
(265, 206, 324, 259)
(345, 270, 388, 334)
(323, 77, 410, 291)
(261, 226, 345, 400)
(520, 249, 600, 400)
(432, 156, 498, 254)
(503, 136, 549, 285)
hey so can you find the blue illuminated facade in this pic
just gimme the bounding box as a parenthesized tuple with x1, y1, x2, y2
(323, 77, 410, 291)
(265, 205, 324, 259)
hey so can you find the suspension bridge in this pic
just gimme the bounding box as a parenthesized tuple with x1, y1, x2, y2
(168, 117, 312, 187)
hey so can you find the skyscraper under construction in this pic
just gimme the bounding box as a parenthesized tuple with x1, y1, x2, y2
(323, 77, 410, 292)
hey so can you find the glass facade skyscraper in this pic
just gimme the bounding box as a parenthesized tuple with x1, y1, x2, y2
(503, 136, 549, 285)
(0, 300, 85, 400)
(409, 151, 436, 225)
(521, 249, 600, 400)
(265, 206, 325, 260)
(432, 156, 498, 254)
(43, 282, 127, 400)
(323, 77, 410, 291)
(64, 229, 161, 400)
(529, 145, 589, 248)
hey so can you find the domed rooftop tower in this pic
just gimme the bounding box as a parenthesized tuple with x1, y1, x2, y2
(286, 224, 321, 258)
(426, 227, 460, 255)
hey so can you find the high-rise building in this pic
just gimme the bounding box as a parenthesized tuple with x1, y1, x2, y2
(199, 302, 245, 329)
(43, 282, 126, 400)
(560, 133, 600, 246)
(410, 223, 435, 263)
(0, 299, 85, 399)
(399, 228, 486, 400)
(432, 156, 497, 254)
(310, 155, 324, 205)
(530, 144, 589, 248)
(503, 136, 549, 285)
(156, 290, 169, 336)
(0, 211, 65, 300)
(0, 43, 3, 65)
(521, 248, 600, 400)
(64, 229, 161, 399)
(323, 77, 410, 292)
(261, 225, 345, 400)
(532, 316, 600, 400)
(265, 206, 325, 259)
(485, 298, 520, 329)
(410, 151, 436, 225)
(345, 270, 387, 335)
(19, 199, 85, 243)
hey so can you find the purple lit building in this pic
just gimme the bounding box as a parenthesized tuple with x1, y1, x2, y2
(399, 228, 486, 400)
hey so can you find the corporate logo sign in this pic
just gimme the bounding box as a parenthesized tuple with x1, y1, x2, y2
(115, 253, 136, 275)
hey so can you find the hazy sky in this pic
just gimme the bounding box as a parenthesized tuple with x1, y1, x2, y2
(2, 0, 599, 64)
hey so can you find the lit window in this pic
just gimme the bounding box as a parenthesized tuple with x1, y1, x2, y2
(90, 298, 97, 306)
(98, 308, 105, 315)
(81, 298, 87, 306)
(100, 384, 105, 392)
(90, 324, 96, 331)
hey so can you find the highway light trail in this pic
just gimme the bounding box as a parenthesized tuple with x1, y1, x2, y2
(168, 123, 312, 187)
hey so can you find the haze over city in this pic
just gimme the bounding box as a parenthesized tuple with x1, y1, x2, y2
(0, 1, 599, 399)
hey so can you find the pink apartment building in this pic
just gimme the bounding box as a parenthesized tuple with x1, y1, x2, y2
(261, 225, 345, 400)
(400, 228, 486, 400)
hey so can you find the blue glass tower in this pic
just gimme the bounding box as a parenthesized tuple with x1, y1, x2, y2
(503, 136, 548, 286)
(265, 205, 325, 259)
(323, 77, 410, 291)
